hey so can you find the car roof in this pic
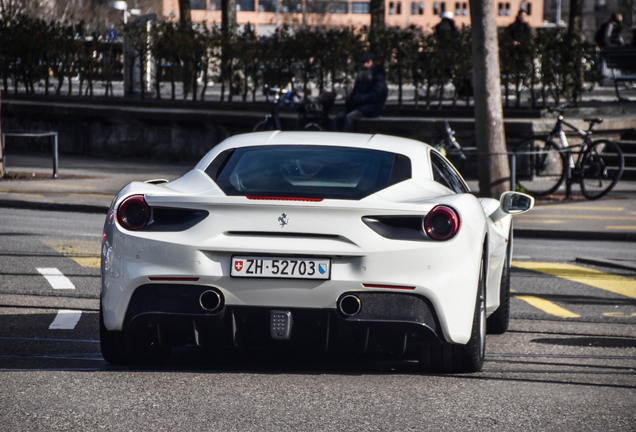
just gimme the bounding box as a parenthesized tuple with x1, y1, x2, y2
(195, 131, 433, 174)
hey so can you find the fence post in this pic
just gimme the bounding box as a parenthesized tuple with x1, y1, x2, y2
(509, 153, 516, 191)
(52, 133, 59, 178)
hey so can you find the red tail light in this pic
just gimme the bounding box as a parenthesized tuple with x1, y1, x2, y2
(117, 195, 151, 230)
(424, 205, 460, 241)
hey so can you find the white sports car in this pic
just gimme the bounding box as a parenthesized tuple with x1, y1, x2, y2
(100, 131, 533, 373)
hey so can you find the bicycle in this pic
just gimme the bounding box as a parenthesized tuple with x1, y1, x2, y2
(433, 121, 478, 178)
(253, 85, 333, 132)
(514, 106, 624, 200)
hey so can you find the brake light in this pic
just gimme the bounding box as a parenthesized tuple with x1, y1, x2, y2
(117, 195, 151, 230)
(246, 196, 323, 202)
(424, 205, 460, 241)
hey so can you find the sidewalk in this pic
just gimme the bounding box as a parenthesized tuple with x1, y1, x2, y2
(2, 153, 636, 245)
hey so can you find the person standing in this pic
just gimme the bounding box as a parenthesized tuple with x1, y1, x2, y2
(335, 52, 388, 132)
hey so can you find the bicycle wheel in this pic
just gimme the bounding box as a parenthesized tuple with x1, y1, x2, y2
(580, 139, 624, 200)
(515, 138, 565, 196)
(253, 120, 273, 132)
(303, 123, 323, 131)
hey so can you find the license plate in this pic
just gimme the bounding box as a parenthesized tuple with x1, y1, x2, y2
(231, 256, 331, 279)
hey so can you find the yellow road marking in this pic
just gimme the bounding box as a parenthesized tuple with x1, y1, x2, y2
(514, 295, 580, 318)
(512, 261, 636, 300)
(41, 239, 101, 268)
(605, 226, 636, 230)
(603, 312, 636, 318)
(535, 206, 624, 211)
(526, 220, 566, 224)
(516, 214, 636, 221)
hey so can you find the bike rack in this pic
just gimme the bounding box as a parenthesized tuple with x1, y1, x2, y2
(447, 147, 579, 199)
(1, 131, 59, 178)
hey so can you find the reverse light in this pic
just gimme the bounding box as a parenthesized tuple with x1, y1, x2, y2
(423, 205, 460, 241)
(117, 195, 151, 230)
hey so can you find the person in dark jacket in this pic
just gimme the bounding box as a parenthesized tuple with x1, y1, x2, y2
(335, 52, 388, 132)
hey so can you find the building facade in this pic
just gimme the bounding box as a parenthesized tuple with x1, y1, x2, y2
(163, 0, 544, 35)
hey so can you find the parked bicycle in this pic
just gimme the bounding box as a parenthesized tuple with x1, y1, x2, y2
(253, 85, 334, 132)
(514, 106, 624, 199)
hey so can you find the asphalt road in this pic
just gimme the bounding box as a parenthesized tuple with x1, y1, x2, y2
(0, 208, 635, 431)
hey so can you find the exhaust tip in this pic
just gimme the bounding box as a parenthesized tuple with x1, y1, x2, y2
(199, 290, 223, 312)
(338, 295, 362, 317)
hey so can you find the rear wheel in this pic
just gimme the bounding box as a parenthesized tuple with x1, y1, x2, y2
(515, 138, 565, 196)
(419, 255, 486, 373)
(580, 140, 624, 200)
(100, 303, 170, 366)
(487, 227, 512, 334)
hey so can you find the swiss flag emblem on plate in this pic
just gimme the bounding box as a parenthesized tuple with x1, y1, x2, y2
(234, 260, 244, 272)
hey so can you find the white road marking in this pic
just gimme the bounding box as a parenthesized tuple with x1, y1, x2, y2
(36, 268, 75, 289)
(49, 310, 82, 330)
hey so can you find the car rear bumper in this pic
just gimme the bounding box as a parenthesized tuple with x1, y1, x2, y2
(121, 283, 443, 355)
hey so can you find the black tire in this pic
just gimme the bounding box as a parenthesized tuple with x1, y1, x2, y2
(487, 226, 512, 334)
(580, 140, 624, 200)
(515, 138, 565, 196)
(100, 303, 170, 366)
(420, 255, 486, 373)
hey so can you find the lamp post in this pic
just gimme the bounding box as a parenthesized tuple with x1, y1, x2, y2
(109, 1, 140, 24)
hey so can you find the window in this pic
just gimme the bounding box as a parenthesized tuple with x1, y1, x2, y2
(307, 1, 327, 12)
(259, 0, 277, 11)
(352, 1, 370, 13)
(419, 2, 424, 13)
(497, 2, 503, 15)
(412, 2, 417, 14)
(433, 1, 439, 14)
(430, 151, 469, 194)
(389, 1, 395, 14)
(210, 146, 412, 200)
(462, 2, 467, 15)
(526, 2, 532, 14)
(191, 0, 206, 9)
(238, 0, 256, 10)
(505, 2, 510, 15)
(282, 0, 301, 12)
(328, 1, 348, 13)
(210, 0, 221, 10)
(440, 2, 445, 12)
(396, 1, 401, 14)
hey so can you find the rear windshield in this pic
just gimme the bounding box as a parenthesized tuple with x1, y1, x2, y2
(206, 145, 412, 200)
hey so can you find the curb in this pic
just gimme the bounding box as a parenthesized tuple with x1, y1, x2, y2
(575, 257, 636, 271)
(0, 199, 109, 214)
(514, 228, 636, 242)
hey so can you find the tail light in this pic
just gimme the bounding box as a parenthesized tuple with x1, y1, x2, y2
(117, 195, 151, 230)
(424, 205, 460, 241)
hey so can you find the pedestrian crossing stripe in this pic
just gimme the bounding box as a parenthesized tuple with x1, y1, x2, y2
(41, 239, 101, 268)
(512, 261, 636, 300)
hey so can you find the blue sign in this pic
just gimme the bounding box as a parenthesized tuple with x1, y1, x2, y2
(107, 28, 119, 41)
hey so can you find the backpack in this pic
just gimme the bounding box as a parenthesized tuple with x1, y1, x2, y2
(595, 23, 608, 46)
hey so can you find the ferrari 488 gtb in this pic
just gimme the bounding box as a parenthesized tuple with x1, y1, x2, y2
(100, 131, 533, 372)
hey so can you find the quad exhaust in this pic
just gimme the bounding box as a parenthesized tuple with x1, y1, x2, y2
(338, 295, 362, 316)
(199, 290, 223, 313)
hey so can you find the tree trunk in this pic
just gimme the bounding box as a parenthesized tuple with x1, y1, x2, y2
(178, 0, 192, 27)
(469, 0, 510, 198)
(369, 0, 385, 42)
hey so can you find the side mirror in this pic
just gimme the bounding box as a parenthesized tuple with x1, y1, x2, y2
(501, 191, 534, 214)
(489, 192, 534, 222)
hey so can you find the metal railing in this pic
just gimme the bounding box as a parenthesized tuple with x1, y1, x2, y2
(1, 131, 59, 178)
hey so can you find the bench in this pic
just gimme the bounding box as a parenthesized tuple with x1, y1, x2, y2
(602, 47, 636, 101)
